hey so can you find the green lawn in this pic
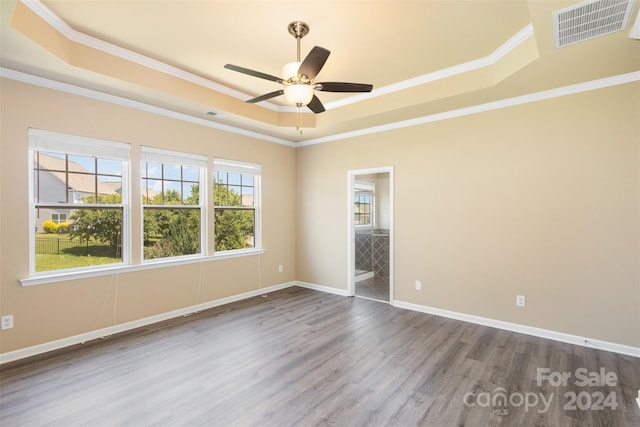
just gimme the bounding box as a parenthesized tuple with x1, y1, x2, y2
(36, 253, 121, 272)
(35, 233, 121, 272)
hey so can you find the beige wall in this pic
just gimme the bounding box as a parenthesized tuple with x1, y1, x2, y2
(296, 82, 640, 347)
(1, 78, 638, 356)
(0, 79, 296, 353)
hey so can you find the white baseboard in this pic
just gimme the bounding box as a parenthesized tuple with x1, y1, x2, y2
(3, 282, 637, 364)
(0, 281, 296, 365)
(355, 271, 375, 282)
(393, 300, 640, 358)
(294, 280, 350, 297)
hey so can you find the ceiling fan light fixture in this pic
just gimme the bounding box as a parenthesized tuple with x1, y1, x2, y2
(282, 61, 301, 80)
(282, 61, 313, 106)
(283, 83, 314, 106)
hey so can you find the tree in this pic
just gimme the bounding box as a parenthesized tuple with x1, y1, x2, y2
(143, 187, 201, 259)
(69, 194, 122, 257)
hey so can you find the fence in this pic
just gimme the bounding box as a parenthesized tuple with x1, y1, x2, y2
(36, 237, 93, 255)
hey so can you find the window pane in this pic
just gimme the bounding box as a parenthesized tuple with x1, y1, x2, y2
(36, 170, 68, 203)
(68, 173, 96, 202)
(68, 154, 95, 173)
(242, 175, 254, 186)
(183, 166, 199, 182)
(228, 173, 241, 185)
(37, 151, 65, 170)
(163, 164, 181, 180)
(145, 162, 163, 179)
(143, 179, 162, 202)
(214, 183, 228, 206)
(214, 209, 254, 251)
(143, 208, 201, 260)
(227, 186, 242, 206)
(34, 207, 123, 272)
(163, 181, 182, 203)
(183, 183, 199, 205)
(241, 187, 254, 207)
(215, 171, 227, 184)
(97, 158, 122, 176)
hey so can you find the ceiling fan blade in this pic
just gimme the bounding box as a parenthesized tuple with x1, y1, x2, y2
(298, 46, 330, 80)
(315, 82, 373, 93)
(246, 90, 285, 103)
(307, 95, 326, 114)
(224, 64, 283, 83)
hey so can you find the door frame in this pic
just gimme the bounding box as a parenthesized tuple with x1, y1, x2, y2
(347, 166, 394, 304)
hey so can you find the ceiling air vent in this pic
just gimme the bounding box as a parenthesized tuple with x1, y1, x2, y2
(553, 0, 636, 47)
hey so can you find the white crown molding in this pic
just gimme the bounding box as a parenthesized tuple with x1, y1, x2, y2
(4, 67, 637, 148)
(3, 67, 637, 148)
(297, 71, 640, 146)
(0, 68, 295, 147)
(323, 24, 536, 111)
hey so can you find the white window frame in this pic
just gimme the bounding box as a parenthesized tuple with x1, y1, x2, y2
(27, 128, 131, 277)
(140, 146, 207, 262)
(21, 133, 266, 287)
(213, 158, 261, 253)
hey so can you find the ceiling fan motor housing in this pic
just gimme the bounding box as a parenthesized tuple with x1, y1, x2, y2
(288, 21, 309, 39)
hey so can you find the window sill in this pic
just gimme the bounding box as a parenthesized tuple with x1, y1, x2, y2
(19, 248, 266, 287)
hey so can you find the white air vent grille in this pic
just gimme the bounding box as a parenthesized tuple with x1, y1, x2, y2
(553, 0, 636, 47)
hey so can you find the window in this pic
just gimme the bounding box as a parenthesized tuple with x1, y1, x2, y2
(213, 158, 261, 252)
(141, 147, 206, 260)
(26, 130, 263, 284)
(51, 213, 67, 224)
(354, 182, 375, 226)
(29, 129, 130, 274)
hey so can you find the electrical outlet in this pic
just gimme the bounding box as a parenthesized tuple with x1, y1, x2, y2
(516, 295, 526, 307)
(278, 264, 284, 273)
(415, 280, 422, 291)
(1, 315, 14, 330)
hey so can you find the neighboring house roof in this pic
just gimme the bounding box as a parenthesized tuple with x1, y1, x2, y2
(108, 181, 158, 199)
(241, 194, 254, 206)
(103, 181, 123, 194)
(37, 153, 118, 196)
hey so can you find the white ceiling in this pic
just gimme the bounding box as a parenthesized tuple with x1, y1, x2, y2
(1, 0, 639, 144)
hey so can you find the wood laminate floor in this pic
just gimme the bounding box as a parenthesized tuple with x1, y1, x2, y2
(1, 286, 639, 426)
(355, 276, 389, 302)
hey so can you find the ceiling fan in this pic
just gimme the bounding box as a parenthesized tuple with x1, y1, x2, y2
(224, 21, 373, 114)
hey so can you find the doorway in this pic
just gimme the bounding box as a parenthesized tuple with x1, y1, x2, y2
(347, 167, 393, 303)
